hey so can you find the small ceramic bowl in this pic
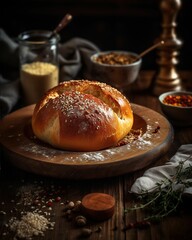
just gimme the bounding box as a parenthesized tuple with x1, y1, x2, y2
(89, 51, 142, 91)
(159, 91, 192, 126)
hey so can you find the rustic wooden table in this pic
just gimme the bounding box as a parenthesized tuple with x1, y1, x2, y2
(0, 71, 192, 240)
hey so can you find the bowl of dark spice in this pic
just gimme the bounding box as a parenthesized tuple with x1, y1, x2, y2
(159, 91, 192, 126)
(89, 51, 142, 91)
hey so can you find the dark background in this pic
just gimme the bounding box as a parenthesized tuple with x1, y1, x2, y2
(1, 0, 191, 71)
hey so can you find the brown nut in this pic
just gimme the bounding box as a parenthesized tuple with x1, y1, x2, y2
(75, 215, 87, 227)
(80, 228, 92, 237)
(76, 218, 87, 227)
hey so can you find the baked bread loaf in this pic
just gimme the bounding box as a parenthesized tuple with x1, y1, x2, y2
(32, 80, 133, 151)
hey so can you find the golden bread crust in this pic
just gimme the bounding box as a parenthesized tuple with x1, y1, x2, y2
(32, 80, 133, 151)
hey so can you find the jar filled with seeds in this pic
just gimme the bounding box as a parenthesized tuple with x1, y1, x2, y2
(18, 30, 60, 105)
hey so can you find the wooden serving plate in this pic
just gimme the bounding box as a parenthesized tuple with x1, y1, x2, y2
(0, 104, 173, 179)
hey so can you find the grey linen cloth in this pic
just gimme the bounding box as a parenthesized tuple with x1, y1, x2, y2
(131, 144, 192, 196)
(0, 29, 20, 117)
(0, 29, 100, 117)
(59, 37, 100, 81)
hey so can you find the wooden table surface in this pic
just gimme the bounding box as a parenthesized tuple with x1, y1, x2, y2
(0, 71, 192, 240)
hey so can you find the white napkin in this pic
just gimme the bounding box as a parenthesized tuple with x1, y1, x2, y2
(131, 144, 192, 196)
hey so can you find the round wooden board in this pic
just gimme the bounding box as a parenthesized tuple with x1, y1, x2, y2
(0, 104, 173, 179)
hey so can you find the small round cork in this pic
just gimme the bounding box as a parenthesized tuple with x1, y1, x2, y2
(81, 193, 115, 221)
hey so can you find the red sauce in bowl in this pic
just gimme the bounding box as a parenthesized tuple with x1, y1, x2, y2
(163, 95, 192, 107)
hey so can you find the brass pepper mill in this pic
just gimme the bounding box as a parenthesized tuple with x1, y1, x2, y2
(152, 0, 183, 95)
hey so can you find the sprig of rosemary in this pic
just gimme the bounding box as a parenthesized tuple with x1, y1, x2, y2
(126, 156, 192, 221)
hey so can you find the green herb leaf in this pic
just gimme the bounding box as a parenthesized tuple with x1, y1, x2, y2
(125, 156, 192, 221)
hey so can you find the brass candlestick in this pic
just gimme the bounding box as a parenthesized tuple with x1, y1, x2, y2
(152, 0, 183, 96)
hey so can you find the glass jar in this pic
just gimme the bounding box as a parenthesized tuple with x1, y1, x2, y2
(18, 30, 60, 105)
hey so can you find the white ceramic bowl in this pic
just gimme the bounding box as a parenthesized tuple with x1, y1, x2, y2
(89, 51, 142, 90)
(159, 91, 192, 126)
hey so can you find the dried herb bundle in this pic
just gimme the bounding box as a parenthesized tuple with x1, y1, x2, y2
(126, 157, 192, 221)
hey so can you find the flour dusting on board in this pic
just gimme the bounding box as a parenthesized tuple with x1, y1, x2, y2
(21, 144, 61, 159)
(19, 121, 161, 163)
